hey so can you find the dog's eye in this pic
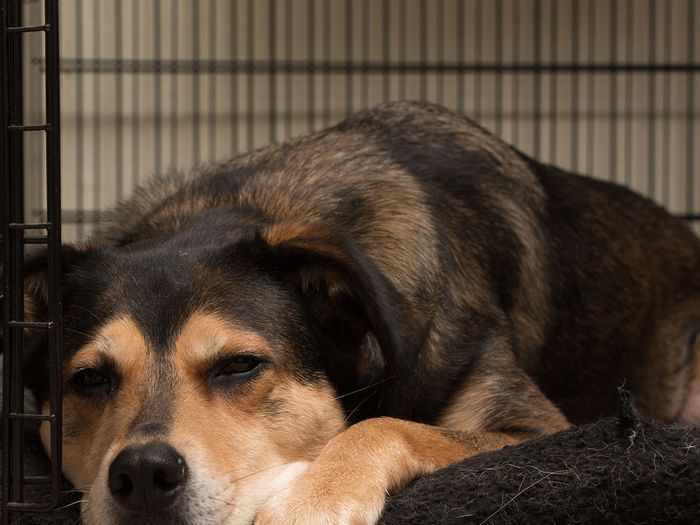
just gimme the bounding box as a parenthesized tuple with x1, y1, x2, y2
(209, 355, 266, 387)
(69, 368, 116, 398)
(222, 356, 261, 374)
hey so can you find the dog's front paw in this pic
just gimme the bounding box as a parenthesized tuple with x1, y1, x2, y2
(254, 473, 385, 525)
(253, 416, 472, 525)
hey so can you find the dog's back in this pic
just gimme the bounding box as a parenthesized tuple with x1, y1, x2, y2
(15, 101, 700, 525)
(532, 163, 700, 422)
(102, 100, 700, 425)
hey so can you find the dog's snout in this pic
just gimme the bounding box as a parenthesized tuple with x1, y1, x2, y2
(108, 442, 187, 514)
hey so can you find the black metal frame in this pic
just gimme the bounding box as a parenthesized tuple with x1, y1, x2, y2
(1, 0, 62, 521)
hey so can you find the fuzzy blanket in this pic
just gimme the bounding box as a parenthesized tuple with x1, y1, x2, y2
(4, 404, 699, 524)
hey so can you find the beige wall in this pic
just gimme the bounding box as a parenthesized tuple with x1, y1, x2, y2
(22, 0, 700, 240)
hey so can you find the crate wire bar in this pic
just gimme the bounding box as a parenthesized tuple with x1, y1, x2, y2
(34, 0, 699, 239)
(1, 0, 62, 520)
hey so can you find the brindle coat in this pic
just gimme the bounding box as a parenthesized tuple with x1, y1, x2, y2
(11, 101, 700, 524)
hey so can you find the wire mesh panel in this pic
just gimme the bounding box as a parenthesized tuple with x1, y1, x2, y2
(1, 0, 63, 520)
(21, 0, 700, 239)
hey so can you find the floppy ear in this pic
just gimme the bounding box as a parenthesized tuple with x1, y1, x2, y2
(1, 249, 50, 345)
(1, 245, 93, 326)
(1, 245, 97, 400)
(255, 222, 419, 414)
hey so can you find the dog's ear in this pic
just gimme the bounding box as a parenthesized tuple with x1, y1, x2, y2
(252, 222, 419, 411)
(1, 245, 94, 325)
(1, 244, 100, 404)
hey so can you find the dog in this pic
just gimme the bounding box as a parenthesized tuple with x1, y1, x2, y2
(9, 101, 700, 524)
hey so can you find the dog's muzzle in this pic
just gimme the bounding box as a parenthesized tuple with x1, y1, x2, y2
(108, 442, 188, 516)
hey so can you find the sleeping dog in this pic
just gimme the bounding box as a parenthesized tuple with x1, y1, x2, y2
(13, 101, 700, 524)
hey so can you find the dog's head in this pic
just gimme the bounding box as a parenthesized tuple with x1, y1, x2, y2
(15, 219, 414, 524)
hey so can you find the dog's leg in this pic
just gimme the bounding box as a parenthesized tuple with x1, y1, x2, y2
(253, 417, 519, 525)
(255, 347, 568, 525)
(623, 297, 700, 425)
(436, 342, 570, 436)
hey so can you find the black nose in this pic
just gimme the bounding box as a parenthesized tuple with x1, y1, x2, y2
(108, 442, 187, 514)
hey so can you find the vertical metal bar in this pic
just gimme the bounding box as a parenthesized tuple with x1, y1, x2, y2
(361, 0, 369, 108)
(624, 0, 632, 185)
(398, 0, 406, 101)
(0, 11, 10, 502)
(549, 0, 558, 162)
(345, 0, 353, 115)
(647, 0, 656, 198)
(571, 0, 580, 171)
(25, 2, 35, 223)
(474, 0, 483, 122)
(1, 0, 63, 512)
(609, 0, 618, 181)
(268, 0, 276, 143)
(687, 0, 695, 218)
(1, 0, 25, 516)
(28, 2, 43, 224)
(323, 0, 331, 126)
(382, 0, 389, 101)
(75, 0, 84, 237)
(436, 0, 444, 105)
(115, 0, 124, 200)
(93, 0, 101, 233)
(494, 0, 503, 137)
(284, 0, 291, 138)
(511, 0, 519, 144)
(8, 0, 23, 501)
(533, 0, 542, 158)
(171, 0, 179, 166)
(0, 2, 9, 512)
(230, 0, 238, 153)
(44, 0, 62, 506)
(192, 0, 201, 163)
(661, 0, 671, 206)
(208, 0, 216, 160)
(131, 0, 141, 187)
(154, 0, 163, 176)
(308, 0, 316, 130)
(586, 0, 595, 175)
(419, 0, 427, 100)
(246, 0, 254, 150)
(457, 0, 465, 113)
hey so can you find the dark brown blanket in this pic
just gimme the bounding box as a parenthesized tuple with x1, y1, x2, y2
(4, 410, 699, 524)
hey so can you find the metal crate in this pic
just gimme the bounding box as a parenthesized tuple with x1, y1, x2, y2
(2, 0, 699, 520)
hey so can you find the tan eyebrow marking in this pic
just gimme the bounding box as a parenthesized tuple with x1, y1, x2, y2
(67, 317, 148, 375)
(173, 311, 273, 370)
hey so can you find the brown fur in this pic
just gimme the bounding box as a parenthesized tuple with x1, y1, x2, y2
(12, 101, 700, 524)
(45, 313, 346, 524)
(256, 417, 518, 525)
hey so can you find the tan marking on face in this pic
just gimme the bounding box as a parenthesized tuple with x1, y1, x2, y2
(51, 310, 346, 524)
(172, 310, 274, 369)
(167, 310, 346, 472)
(42, 317, 150, 493)
(67, 317, 148, 373)
(145, 310, 347, 524)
